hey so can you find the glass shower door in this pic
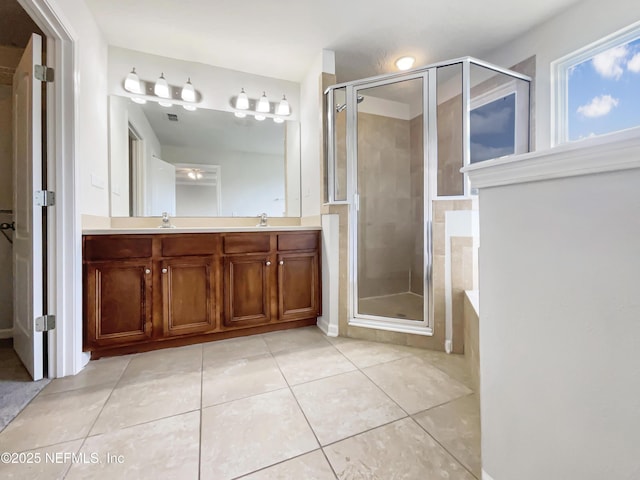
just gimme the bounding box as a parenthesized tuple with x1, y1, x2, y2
(352, 74, 428, 325)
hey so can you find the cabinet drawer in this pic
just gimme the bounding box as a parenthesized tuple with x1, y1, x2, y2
(162, 234, 219, 257)
(223, 234, 270, 254)
(84, 236, 152, 261)
(277, 232, 318, 251)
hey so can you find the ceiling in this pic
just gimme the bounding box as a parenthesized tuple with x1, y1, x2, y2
(85, 0, 582, 83)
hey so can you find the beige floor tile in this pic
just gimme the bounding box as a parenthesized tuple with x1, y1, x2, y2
(363, 356, 472, 414)
(240, 450, 336, 480)
(331, 338, 413, 368)
(273, 343, 356, 385)
(412, 349, 476, 389)
(66, 411, 200, 480)
(0, 385, 112, 452)
(414, 394, 481, 478)
(0, 439, 83, 480)
(200, 389, 318, 480)
(118, 344, 202, 385)
(202, 335, 270, 364)
(41, 356, 132, 396)
(263, 327, 330, 353)
(292, 371, 406, 446)
(202, 353, 287, 407)
(324, 418, 475, 480)
(90, 371, 201, 435)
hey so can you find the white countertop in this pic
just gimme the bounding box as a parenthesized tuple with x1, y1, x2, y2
(83, 226, 322, 235)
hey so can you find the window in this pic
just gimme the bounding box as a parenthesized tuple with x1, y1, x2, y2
(554, 22, 640, 144)
(470, 92, 516, 164)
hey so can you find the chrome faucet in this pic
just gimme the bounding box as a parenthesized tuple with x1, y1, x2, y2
(258, 213, 268, 227)
(160, 211, 175, 228)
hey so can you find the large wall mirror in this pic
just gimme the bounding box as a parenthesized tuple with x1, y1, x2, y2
(108, 95, 301, 217)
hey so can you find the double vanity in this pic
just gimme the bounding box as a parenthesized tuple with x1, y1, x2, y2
(82, 227, 321, 358)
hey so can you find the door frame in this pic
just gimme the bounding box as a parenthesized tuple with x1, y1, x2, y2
(347, 71, 435, 336)
(19, 0, 84, 377)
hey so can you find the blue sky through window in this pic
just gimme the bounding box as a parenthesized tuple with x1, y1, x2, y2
(470, 93, 516, 163)
(568, 37, 640, 141)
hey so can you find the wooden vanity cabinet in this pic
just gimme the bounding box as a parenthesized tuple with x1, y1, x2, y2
(83, 230, 321, 357)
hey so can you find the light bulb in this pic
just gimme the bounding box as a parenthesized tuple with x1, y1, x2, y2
(256, 92, 270, 113)
(196, 172, 203, 180)
(275, 95, 290, 116)
(131, 97, 147, 105)
(235, 88, 249, 110)
(154, 73, 170, 98)
(158, 100, 172, 107)
(181, 78, 196, 102)
(183, 104, 197, 111)
(395, 56, 415, 71)
(273, 117, 284, 124)
(188, 171, 196, 180)
(124, 67, 142, 94)
(254, 114, 266, 121)
(234, 112, 247, 118)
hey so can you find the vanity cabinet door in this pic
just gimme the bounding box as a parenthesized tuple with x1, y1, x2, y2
(277, 251, 320, 322)
(161, 256, 220, 336)
(84, 260, 153, 348)
(223, 254, 273, 327)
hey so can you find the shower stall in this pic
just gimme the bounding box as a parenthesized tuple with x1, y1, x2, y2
(325, 58, 531, 336)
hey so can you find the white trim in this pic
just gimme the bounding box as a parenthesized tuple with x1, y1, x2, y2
(463, 126, 640, 189)
(551, 20, 640, 146)
(317, 214, 339, 337)
(20, 0, 85, 377)
(317, 316, 338, 337)
(482, 470, 496, 480)
(0, 329, 13, 340)
(348, 317, 433, 336)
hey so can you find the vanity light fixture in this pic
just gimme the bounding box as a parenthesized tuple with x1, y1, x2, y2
(181, 78, 196, 102)
(235, 88, 249, 110)
(395, 56, 415, 71)
(124, 67, 142, 94)
(256, 92, 270, 113)
(273, 117, 284, 124)
(154, 73, 170, 98)
(275, 95, 290, 116)
(131, 97, 147, 105)
(234, 112, 247, 118)
(183, 104, 197, 111)
(254, 114, 266, 121)
(158, 101, 172, 108)
(187, 169, 203, 180)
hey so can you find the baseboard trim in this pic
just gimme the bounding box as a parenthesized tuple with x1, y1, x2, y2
(0, 328, 13, 339)
(482, 470, 496, 480)
(317, 316, 338, 337)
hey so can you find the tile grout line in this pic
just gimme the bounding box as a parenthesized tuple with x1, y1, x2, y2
(409, 415, 479, 480)
(410, 391, 476, 417)
(62, 354, 134, 479)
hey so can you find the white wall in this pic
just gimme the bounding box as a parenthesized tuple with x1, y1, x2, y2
(176, 184, 218, 217)
(55, 0, 110, 216)
(469, 135, 640, 480)
(300, 50, 334, 217)
(108, 46, 300, 121)
(483, 0, 640, 150)
(161, 145, 285, 217)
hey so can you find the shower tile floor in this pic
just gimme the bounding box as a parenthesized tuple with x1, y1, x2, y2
(0, 327, 480, 479)
(359, 292, 424, 321)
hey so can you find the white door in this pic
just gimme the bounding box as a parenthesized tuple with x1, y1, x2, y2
(13, 33, 44, 381)
(147, 155, 176, 216)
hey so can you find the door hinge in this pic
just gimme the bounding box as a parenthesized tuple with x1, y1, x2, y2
(35, 315, 56, 332)
(34, 65, 54, 82)
(35, 190, 56, 207)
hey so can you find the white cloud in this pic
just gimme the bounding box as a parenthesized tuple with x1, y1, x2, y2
(577, 95, 619, 118)
(628, 53, 640, 73)
(592, 45, 628, 79)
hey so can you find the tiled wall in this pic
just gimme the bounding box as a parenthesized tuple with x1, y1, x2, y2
(356, 112, 414, 299)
